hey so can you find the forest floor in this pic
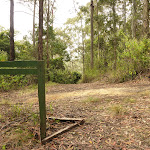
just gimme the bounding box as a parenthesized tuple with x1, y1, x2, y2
(0, 78, 150, 150)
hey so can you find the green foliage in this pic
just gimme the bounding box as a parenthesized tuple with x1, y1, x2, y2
(49, 57, 65, 70)
(49, 69, 81, 84)
(124, 98, 136, 103)
(30, 113, 39, 126)
(0, 28, 10, 56)
(11, 105, 23, 118)
(82, 37, 150, 83)
(82, 66, 100, 83)
(109, 104, 127, 116)
(116, 38, 150, 82)
(2, 145, 6, 150)
(0, 75, 27, 91)
(15, 37, 35, 60)
(48, 57, 81, 84)
(83, 97, 101, 103)
(0, 75, 37, 91)
(0, 50, 7, 61)
(42, 26, 70, 61)
(62, 0, 149, 83)
(49, 102, 53, 115)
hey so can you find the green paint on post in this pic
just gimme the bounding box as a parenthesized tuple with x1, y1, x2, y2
(0, 61, 46, 142)
(0, 69, 38, 75)
(0, 61, 38, 68)
(38, 61, 46, 142)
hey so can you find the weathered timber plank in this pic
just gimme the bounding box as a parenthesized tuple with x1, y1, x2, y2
(48, 117, 85, 124)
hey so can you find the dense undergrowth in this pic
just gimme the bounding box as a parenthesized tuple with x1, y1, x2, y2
(82, 38, 150, 83)
(48, 57, 81, 84)
(0, 75, 37, 91)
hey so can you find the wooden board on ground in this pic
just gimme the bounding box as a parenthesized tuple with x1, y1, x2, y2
(42, 117, 85, 144)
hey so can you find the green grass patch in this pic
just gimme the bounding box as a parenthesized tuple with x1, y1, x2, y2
(46, 81, 57, 87)
(108, 104, 127, 116)
(82, 97, 102, 103)
(124, 98, 136, 103)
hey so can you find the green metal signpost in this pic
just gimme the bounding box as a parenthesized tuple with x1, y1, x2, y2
(0, 61, 46, 142)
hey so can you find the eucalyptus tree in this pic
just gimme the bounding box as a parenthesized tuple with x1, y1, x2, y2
(143, 0, 149, 38)
(100, 0, 119, 70)
(129, 0, 146, 39)
(10, 0, 15, 61)
(33, 0, 36, 49)
(131, 0, 137, 38)
(96, 0, 100, 59)
(94, 0, 108, 68)
(78, 6, 89, 75)
(90, 0, 94, 69)
(44, 0, 56, 59)
(38, 0, 44, 60)
(122, 0, 127, 33)
(45, 0, 50, 80)
(112, 0, 117, 70)
(63, 5, 90, 74)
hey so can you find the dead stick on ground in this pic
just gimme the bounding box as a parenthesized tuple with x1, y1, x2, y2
(42, 119, 84, 144)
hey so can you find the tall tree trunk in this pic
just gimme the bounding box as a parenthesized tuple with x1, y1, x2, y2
(123, 0, 126, 33)
(81, 18, 85, 76)
(132, 0, 136, 38)
(96, 0, 100, 60)
(50, 0, 55, 59)
(46, 0, 50, 81)
(112, 0, 117, 70)
(143, 0, 149, 38)
(38, 0, 43, 60)
(33, 0, 36, 50)
(10, 0, 15, 61)
(90, 0, 94, 69)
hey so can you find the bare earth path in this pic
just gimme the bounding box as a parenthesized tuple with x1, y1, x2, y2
(0, 80, 150, 149)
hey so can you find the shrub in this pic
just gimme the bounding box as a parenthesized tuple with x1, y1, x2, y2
(49, 57, 65, 70)
(49, 69, 81, 84)
(83, 38, 150, 83)
(47, 57, 81, 84)
(0, 75, 37, 91)
(0, 50, 7, 61)
(81, 68, 100, 83)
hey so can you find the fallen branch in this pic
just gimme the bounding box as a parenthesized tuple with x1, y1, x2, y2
(42, 119, 85, 144)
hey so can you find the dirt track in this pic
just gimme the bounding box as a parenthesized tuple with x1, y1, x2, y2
(4, 80, 148, 104)
(0, 79, 150, 149)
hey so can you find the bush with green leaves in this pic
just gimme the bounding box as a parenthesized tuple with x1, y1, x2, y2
(49, 57, 65, 70)
(0, 50, 7, 61)
(116, 38, 150, 82)
(47, 57, 81, 84)
(0, 75, 27, 91)
(49, 69, 81, 84)
(0, 75, 37, 91)
(82, 37, 150, 83)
